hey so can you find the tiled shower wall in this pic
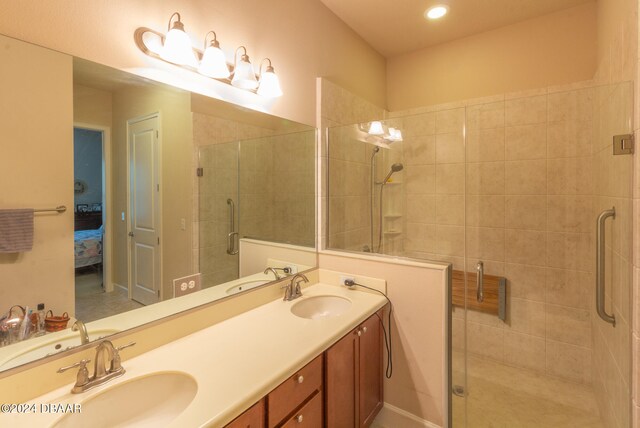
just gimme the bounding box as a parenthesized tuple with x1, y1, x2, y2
(193, 113, 316, 288)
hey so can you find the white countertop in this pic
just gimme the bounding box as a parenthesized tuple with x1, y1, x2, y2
(2, 282, 386, 427)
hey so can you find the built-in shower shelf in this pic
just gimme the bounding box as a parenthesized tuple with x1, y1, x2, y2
(383, 181, 402, 185)
(384, 214, 403, 219)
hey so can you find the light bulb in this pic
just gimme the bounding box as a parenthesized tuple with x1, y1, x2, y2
(257, 66, 283, 98)
(425, 5, 448, 20)
(231, 53, 258, 90)
(160, 16, 198, 67)
(198, 41, 230, 79)
(368, 121, 385, 135)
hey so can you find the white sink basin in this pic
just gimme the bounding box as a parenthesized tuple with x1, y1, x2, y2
(291, 295, 352, 320)
(53, 372, 197, 428)
(226, 280, 269, 295)
(0, 329, 120, 370)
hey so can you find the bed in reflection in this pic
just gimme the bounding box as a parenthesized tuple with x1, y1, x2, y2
(74, 226, 103, 269)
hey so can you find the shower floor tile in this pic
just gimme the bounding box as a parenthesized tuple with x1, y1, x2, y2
(452, 354, 604, 428)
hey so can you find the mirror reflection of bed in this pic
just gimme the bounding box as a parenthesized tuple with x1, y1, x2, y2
(73, 127, 141, 322)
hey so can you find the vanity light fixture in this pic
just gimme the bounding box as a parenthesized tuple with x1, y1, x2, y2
(368, 121, 385, 135)
(160, 12, 199, 67)
(231, 46, 259, 90)
(358, 122, 404, 143)
(425, 5, 449, 20)
(134, 12, 283, 97)
(198, 31, 230, 79)
(257, 58, 283, 98)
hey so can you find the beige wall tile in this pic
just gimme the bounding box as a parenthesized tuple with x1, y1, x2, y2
(465, 195, 505, 228)
(404, 135, 436, 165)
(465, 227, 505, 261)
(504, 331, 546, 372)
(547, 120, 593, 158)
(505, 160, 547, 195)
(466, 101, 505, 130)
(436, 132, 465, 164)
(436, 163, 465, 194)
(405, 223, 437, 253)
(403, 112, 436, 136)
(505, 124, 547, 160)
(547, 195, 592, 233)
(546, 304, 591, 347)
(545, 268, 591, 310)
(547, 157, 592, 195)
(467, 321, 504, 362)
(547, 232, 591, 271)
(505, 195, 547, 230)
(436, 225, 465, 257)
(466, 128, 505, 162)
(435, 108, 465, 134)
(406, 194, 436, 223)
(505, 229, 547, 266)
(505, 95, 547, 126)
(508, 298, 546, 337)
(505, 263, 546, 302)
(546, 340, 591, 383)
(435, 194, 465, 225)
(466, 162, 505, 195)
(405, 165, 436, 194)
(548, 88, 594, 122)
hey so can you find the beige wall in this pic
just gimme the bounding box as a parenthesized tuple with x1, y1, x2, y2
(386, 3, 597, 111)
(73, 85, 113, 129)
(0, 0, 387, 126)
(0, 35, 74, 315)
(111, 86, 194, 299)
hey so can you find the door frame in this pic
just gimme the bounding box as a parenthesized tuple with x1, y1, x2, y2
(73, 122, 113, 292)
(126, 112, 163, 302)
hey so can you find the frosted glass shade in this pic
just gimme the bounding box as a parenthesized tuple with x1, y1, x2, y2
(368, 121, 385, 135)
(161, 28, 198, 67)
(389, 128, 403, 141)
(231, 58, 258, 90)
(198, 45, 230, 78)
(257, 70, 283, 97)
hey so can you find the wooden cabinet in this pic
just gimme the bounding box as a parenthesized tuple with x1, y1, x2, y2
(326, 312, 383, 428)
(226, 399, 265, 428)
(226, 311, 382, 428)
(268, 354, 323, 427)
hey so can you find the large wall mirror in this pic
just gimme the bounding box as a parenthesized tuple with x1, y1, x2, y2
(0, 34, 316, 373)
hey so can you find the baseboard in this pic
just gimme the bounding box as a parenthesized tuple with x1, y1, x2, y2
(113, 282, 127, 292)
(372, 403, 441, 428)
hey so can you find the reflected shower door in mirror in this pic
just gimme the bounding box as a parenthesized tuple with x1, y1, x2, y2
(0, 33, 317, 373)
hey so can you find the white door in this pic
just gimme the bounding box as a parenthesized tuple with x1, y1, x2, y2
(128, 114, 161, 305)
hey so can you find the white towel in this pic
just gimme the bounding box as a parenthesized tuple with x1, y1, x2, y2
(0, 209, 34, 252)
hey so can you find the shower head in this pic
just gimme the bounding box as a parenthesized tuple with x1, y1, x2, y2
(382, 163, 404, 184)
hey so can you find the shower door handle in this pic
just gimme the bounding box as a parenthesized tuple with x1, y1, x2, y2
(476, 261, 484, 303)
(226, 199, 239, 255)
(596, 207, 616, 326)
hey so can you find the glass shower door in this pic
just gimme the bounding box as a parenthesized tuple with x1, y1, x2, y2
(458, 82, 633, 428)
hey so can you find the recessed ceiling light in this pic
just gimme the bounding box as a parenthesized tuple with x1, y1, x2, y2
(425, 5, 448, 20)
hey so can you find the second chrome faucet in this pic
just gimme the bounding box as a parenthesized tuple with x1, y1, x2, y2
(282, 273, 309, 301)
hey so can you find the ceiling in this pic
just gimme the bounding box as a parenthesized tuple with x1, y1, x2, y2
(319, 0, 593, 57)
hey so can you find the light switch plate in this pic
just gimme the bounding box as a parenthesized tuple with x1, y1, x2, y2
(173, 273, 201, 298)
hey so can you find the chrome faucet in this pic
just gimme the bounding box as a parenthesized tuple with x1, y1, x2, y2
(282, 273, 309, 301)
(264, 267, 281, 280)
(72, 320, 89, 345)
(57, 340, 136, 393)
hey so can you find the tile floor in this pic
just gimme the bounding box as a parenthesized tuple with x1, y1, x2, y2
(452, 353, 604, 428)
(75, 271, 142, 322)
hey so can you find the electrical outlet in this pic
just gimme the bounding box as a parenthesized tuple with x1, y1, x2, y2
(180, 218, 186, 230)
(285, 265, 298, 274)
(121, 212, 125, 221)
(173, 274, 202, 297)
(340, 276, 355, 287)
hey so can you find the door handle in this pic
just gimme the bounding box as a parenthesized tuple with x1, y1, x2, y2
(476, 261, 484, 303)
(128, 232, 134, 237)
(596, 207, 616, 326)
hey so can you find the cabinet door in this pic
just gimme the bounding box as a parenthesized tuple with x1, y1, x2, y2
(359, 313, 383, 427)
(325, 328, 358, 427)
(226, 399, 265, 428)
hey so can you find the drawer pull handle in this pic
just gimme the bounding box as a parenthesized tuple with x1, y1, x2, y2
(357, 329, 362, 336)
(296, 415, 304, 423)
(297, 375, 304, 384)
(362, 326, 368, 333)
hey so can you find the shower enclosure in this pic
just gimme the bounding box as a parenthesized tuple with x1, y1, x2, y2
(326, 81, 633, 427)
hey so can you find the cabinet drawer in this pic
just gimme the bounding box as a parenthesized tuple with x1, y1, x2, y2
(226, 399, 265, 428)
(280, 391, 322, 428)
(268, 354, 323, 427)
